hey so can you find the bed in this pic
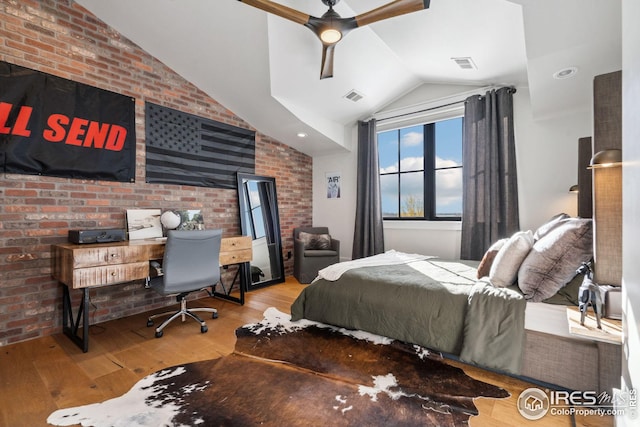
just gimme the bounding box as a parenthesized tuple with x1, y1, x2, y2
(291, 215, 621, 394)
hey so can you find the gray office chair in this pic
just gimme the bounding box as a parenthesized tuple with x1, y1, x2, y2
(293, 226, 340, 284)
(146, 229, 222, 338)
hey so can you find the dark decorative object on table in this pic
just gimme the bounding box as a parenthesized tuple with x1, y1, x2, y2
(576, 261, 602, 329)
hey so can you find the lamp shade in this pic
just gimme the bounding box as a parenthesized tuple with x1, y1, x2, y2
(569, 185, 579, 193)
(589, 149, 622, 168)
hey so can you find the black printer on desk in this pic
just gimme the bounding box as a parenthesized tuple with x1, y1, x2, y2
(68, 229, 126, 244)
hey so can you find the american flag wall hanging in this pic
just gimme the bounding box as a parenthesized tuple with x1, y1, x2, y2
(145, 102, 255, 189)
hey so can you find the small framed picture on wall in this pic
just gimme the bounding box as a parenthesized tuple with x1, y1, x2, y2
(326, 172, 341, 199)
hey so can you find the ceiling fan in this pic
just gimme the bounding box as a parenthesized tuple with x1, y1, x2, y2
(237, 0, 431, 79)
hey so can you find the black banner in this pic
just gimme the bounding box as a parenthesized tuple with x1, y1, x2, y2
(0, 61, 136, 182)
(145, 102, 255, 189)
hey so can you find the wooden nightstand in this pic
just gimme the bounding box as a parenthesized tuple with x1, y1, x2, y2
(566, 306, 622, 345)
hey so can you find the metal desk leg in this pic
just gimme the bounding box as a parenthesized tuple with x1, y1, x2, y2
(212, 262, 248, 305)
(62, 284, 90, 352)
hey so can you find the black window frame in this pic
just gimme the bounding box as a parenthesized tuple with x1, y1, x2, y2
(378, 118, 463, 221)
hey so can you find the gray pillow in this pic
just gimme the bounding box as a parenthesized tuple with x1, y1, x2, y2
(298, 232, 332, 250)
(518, 218, 593, 302)
(533, 213, 570, 240)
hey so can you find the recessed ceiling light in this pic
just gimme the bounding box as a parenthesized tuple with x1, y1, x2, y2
(297, 132, 307, 138)
(553, 67, 578, 79)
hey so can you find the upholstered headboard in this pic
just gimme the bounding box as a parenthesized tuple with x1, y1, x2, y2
(591, 71, 623, 287)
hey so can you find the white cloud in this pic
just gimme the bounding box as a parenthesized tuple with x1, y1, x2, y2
(401, 131, 422, 146)
(435, 165, 462, 211)
(400, 156, 423, 172)
(435, 158, 462, 190)
(435, 157, 459, 169)
(380, 155, 463, 214)
(380, 156, 424, 174)
(380, 164, 398, 174)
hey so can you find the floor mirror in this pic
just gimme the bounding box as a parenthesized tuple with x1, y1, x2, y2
(236, 173, 285, 290)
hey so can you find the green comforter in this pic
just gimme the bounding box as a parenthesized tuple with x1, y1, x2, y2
(290, 259, 526, 374)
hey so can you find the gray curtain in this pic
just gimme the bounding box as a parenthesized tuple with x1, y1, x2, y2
(460, 87, 519, 260)
(352, 119, 385, 259)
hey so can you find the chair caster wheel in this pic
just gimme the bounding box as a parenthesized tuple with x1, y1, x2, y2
(212, 312, 218, 319)
(201, 325, 208, 333)
(155, 330, 163, 338)
(147, 320, 154, 327)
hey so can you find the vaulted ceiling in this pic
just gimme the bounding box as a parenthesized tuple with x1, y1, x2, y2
(74, 0, 621, 157)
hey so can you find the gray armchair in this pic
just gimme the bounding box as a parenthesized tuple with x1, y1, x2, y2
(146, 229, 222, 338)
(293, 227, 340, 284)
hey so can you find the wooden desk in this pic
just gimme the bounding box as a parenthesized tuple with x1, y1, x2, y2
(52, 236, 252, 352)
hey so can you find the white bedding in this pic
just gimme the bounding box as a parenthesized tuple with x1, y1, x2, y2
(316, 250, 433, 281)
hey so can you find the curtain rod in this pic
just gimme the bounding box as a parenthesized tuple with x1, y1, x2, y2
(371, 85, 517, 124)
(374, 99, 464, 124)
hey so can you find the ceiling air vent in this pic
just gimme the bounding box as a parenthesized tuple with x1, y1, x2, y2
(451, 57, 477, 70)
(344, 89, 364, 103)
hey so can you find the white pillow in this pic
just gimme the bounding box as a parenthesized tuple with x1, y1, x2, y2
(489, 230, 534, 287)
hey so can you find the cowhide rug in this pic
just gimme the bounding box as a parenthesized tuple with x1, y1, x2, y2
(48, 308, 508, 426)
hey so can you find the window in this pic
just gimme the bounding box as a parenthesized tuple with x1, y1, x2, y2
(243, 180, 266, 239)
(378, 116, 463, 220)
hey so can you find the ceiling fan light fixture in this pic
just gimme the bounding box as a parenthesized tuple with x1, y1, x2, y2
(238, 0, 432, 79)
(316, 5, 344, 44)
(320, 28, 342, 44)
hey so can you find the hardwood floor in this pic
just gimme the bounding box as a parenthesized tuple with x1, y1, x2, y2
(0, 276, 611, 427)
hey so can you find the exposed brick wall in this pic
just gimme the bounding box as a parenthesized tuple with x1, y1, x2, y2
(0, 0, 312, 346)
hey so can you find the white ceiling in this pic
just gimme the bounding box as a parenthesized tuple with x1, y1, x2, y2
(74, 0, 621, 157)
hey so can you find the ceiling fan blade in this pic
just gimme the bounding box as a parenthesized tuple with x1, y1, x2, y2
(355, 0, 430, 27)
(237, 0, 310, 25)
(319, 44, 335, 80)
